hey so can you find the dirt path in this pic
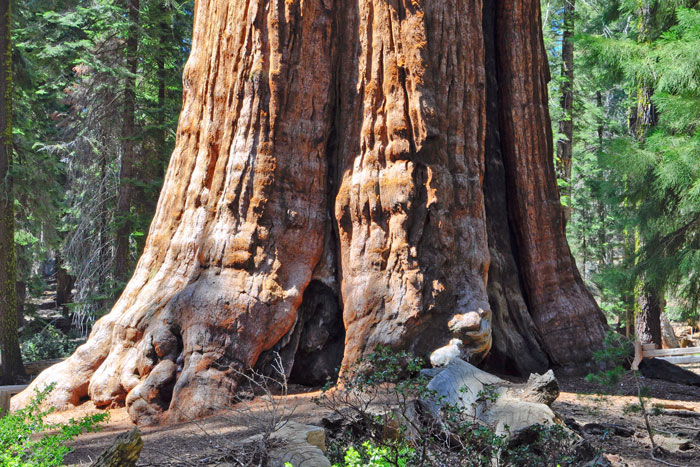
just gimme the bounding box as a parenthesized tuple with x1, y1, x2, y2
(556, 373, 700, 466)
(61, 388, 325, 466)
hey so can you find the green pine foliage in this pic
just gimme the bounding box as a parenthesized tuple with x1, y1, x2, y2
(10, 0, 192, 337)
(551, 1, 700, 326)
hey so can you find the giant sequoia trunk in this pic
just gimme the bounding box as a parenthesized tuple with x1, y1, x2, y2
(15, 0, 606, 423)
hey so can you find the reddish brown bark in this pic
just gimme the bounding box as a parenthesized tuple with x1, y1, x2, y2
(636, 289, 663, 347)
(334, 0, 492, 371)
(495, 0, 607, 365)
(15, 0, 606, 423)
(482, 0, 548, 375)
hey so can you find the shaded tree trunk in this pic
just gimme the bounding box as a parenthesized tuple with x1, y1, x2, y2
(15, 281, 25, 328)
(494, 0, 606, 365)
(15, 0, 606, 424)
(482, 0, 548, 375)
(636, 288, 663, 347)
(556, 0, 574, 224)
(115, 0, 141, 283)
(0, 0, 25, 384)
(133, 8, 170, 258)
(56, 255, 75, 307)
(98, 147, 109, 305)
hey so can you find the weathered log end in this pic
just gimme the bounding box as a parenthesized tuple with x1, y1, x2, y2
(520, 369, 560, 406)
(90, 427, 143, 467)
(419, 359, 598, 463)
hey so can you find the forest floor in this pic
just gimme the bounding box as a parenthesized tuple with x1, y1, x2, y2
(23, 285, 700, 466)
(21, 278, 700, 465)
(54, 369, 700, 466)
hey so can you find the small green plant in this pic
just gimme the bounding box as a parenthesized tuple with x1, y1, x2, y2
(0, 383, 108, 466)
(650, 403, 664, 416)
(21, 323, 81, 362)
(622, 401, 642, 415)
(585, 331, 633, 385)
(502, 424, 576, 466)
(334, 441, 415, 467)
(475, 385, 500, 404)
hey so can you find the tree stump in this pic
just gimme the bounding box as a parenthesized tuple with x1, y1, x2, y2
(89, 427, 143, 467)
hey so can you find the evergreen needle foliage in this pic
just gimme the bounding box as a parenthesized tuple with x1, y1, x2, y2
(545, 0, 700, 327)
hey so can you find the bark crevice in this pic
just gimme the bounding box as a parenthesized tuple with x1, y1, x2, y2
(481, 0, 549, 375)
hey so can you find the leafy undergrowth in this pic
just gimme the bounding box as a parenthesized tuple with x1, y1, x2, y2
(317, 347, 581, 467)
(0, 383, 107, 466)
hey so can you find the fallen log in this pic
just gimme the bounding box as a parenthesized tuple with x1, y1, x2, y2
(425, 359, 561, 436)
(638, 358, 700, 386)
(581, 423, 634, 437)
(653, 410, 700, 419)
(423, 359, 602, 464)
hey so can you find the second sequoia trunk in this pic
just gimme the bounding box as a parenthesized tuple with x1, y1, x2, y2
(15, 0, 606, 424)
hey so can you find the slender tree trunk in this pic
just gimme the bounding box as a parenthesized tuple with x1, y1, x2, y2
(56, 255, 75, 307)
(632, 0, 662, 345)
(15, 0, 606, 424)
(556, 0, 574, 225)
(156, 16, 166, 155)
(98, 149, 108, 297)
(0, 0, 25, 384)
(115, 0, 140, 283)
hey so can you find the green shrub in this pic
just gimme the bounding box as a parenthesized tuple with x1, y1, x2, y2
(21, 324, 80, 362)
(585, 331, 633, 385)
(0, 383, 108, 466)
(319, 346, 578, 467)
(334, 441, 414, 467)
(501, 424, 576, 466)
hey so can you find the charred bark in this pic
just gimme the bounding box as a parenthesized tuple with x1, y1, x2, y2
(15, 0, 605, 423)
